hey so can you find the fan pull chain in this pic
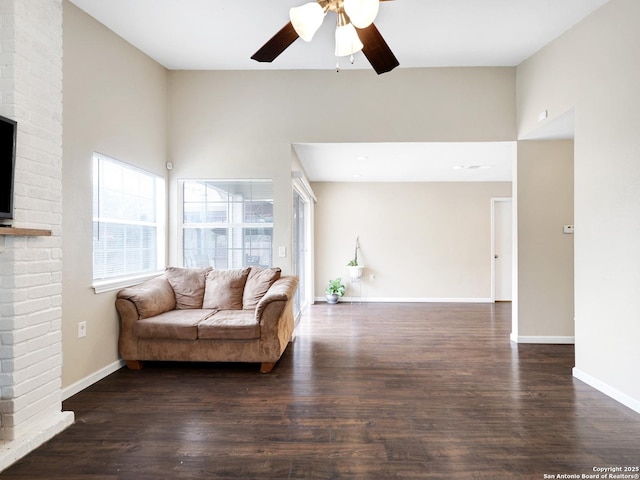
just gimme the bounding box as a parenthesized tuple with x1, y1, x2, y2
(335, 55, 356, 72)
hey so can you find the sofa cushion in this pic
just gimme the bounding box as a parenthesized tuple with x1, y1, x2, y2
(165, 266, 211, 309)
(242, 267, 282, 310)
(134, 309, 217, 340)
(118, 277, 176, 319)
(202, 267, 250, 310)
(198, 310, 260, 340)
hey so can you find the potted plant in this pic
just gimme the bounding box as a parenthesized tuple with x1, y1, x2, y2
(325, 278, 345, 304)
(347, 237, 364, 280)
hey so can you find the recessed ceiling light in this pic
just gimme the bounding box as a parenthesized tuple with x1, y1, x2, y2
(454, 165, 495, 170)
(356, 156, 368, 161)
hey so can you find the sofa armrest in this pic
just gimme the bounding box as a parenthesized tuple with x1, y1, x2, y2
(255, 276, 298, 322)
(116, 297, 141, 360)
(116, 276, 176, 361)
(117, 276, 176, 319)
(256, 275, 298, 350)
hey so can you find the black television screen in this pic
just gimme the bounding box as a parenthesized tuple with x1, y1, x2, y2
(0, 114, 17, 220)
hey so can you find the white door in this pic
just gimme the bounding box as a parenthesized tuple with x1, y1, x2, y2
(493, 199, 512, 301)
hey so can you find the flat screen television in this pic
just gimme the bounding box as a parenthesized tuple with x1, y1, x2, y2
(0, 114, 17, 221)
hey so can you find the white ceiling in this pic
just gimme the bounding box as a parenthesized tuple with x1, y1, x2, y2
(293, 142, 515, 182)
(68, 0, 605, 181)
(68, 0, 609, 71)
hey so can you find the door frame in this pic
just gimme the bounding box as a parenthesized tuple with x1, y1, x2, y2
(292, 177, 316, 318)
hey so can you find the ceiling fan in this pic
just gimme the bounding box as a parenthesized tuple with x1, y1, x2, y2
(251, 0, 399, 75)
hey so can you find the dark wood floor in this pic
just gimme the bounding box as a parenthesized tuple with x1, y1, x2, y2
(3, 302, 640, 479)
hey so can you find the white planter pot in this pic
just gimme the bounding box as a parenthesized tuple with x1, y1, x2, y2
(348, 265, 364, 280)
(326, 293, 340, 304)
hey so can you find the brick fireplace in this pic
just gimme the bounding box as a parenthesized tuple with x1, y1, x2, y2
(0, 0, 73, 470)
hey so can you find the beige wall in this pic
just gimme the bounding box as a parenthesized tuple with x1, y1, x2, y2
(61, 1, 168, 390)
(515, 140, 574, 340)
(517, 0, 640, 408)
(313, 182, 512, 300)
(168, 68, 516, 145)
(166, 67, 516, 275)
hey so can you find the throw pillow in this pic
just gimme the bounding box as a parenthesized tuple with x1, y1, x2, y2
(243, 267, 282, 310)
(202, 267, 251, 310)
(165, 266, 211, 309)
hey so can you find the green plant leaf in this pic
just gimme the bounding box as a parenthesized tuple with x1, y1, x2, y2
(325, 277, 346, 296)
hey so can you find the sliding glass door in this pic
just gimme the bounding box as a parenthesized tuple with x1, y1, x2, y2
(293, 188, 309, 317)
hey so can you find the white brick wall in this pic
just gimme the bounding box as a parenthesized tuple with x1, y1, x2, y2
(0, 0, 70, 453)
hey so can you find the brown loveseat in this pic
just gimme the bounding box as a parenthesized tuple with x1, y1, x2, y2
(116, 266, 298, 373)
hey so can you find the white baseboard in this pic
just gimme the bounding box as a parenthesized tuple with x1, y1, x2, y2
(0, 411, 74, 472)
(573, 368, 640, 415)
(511, 335, 575, 344)
(62, 359, 126, 401)
(314, 296, 493, 304)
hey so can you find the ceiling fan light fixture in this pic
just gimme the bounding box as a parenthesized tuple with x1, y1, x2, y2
(290, 2, 326, 42)
(335, 13, 363, 57)
(252, 0, 398, 74)
(343, 0, 379, 28)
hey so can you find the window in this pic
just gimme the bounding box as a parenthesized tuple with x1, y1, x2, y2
(181, 180, 273, 269)
(93, 154, 165, 286)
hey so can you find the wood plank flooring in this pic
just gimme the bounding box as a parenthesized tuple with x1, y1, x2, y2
(2, 302, 639, 479)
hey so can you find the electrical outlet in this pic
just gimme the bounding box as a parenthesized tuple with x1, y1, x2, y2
(78, 321, 87, 338)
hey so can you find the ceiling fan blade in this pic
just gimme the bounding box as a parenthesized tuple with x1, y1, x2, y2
(251, 21, 300, 63)
(356, 23, 399, 75)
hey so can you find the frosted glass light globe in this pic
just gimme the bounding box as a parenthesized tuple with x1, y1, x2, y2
(344, 0, 379, 29)
(290, 2, 326, 42)
(335, 23, 363, 57)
